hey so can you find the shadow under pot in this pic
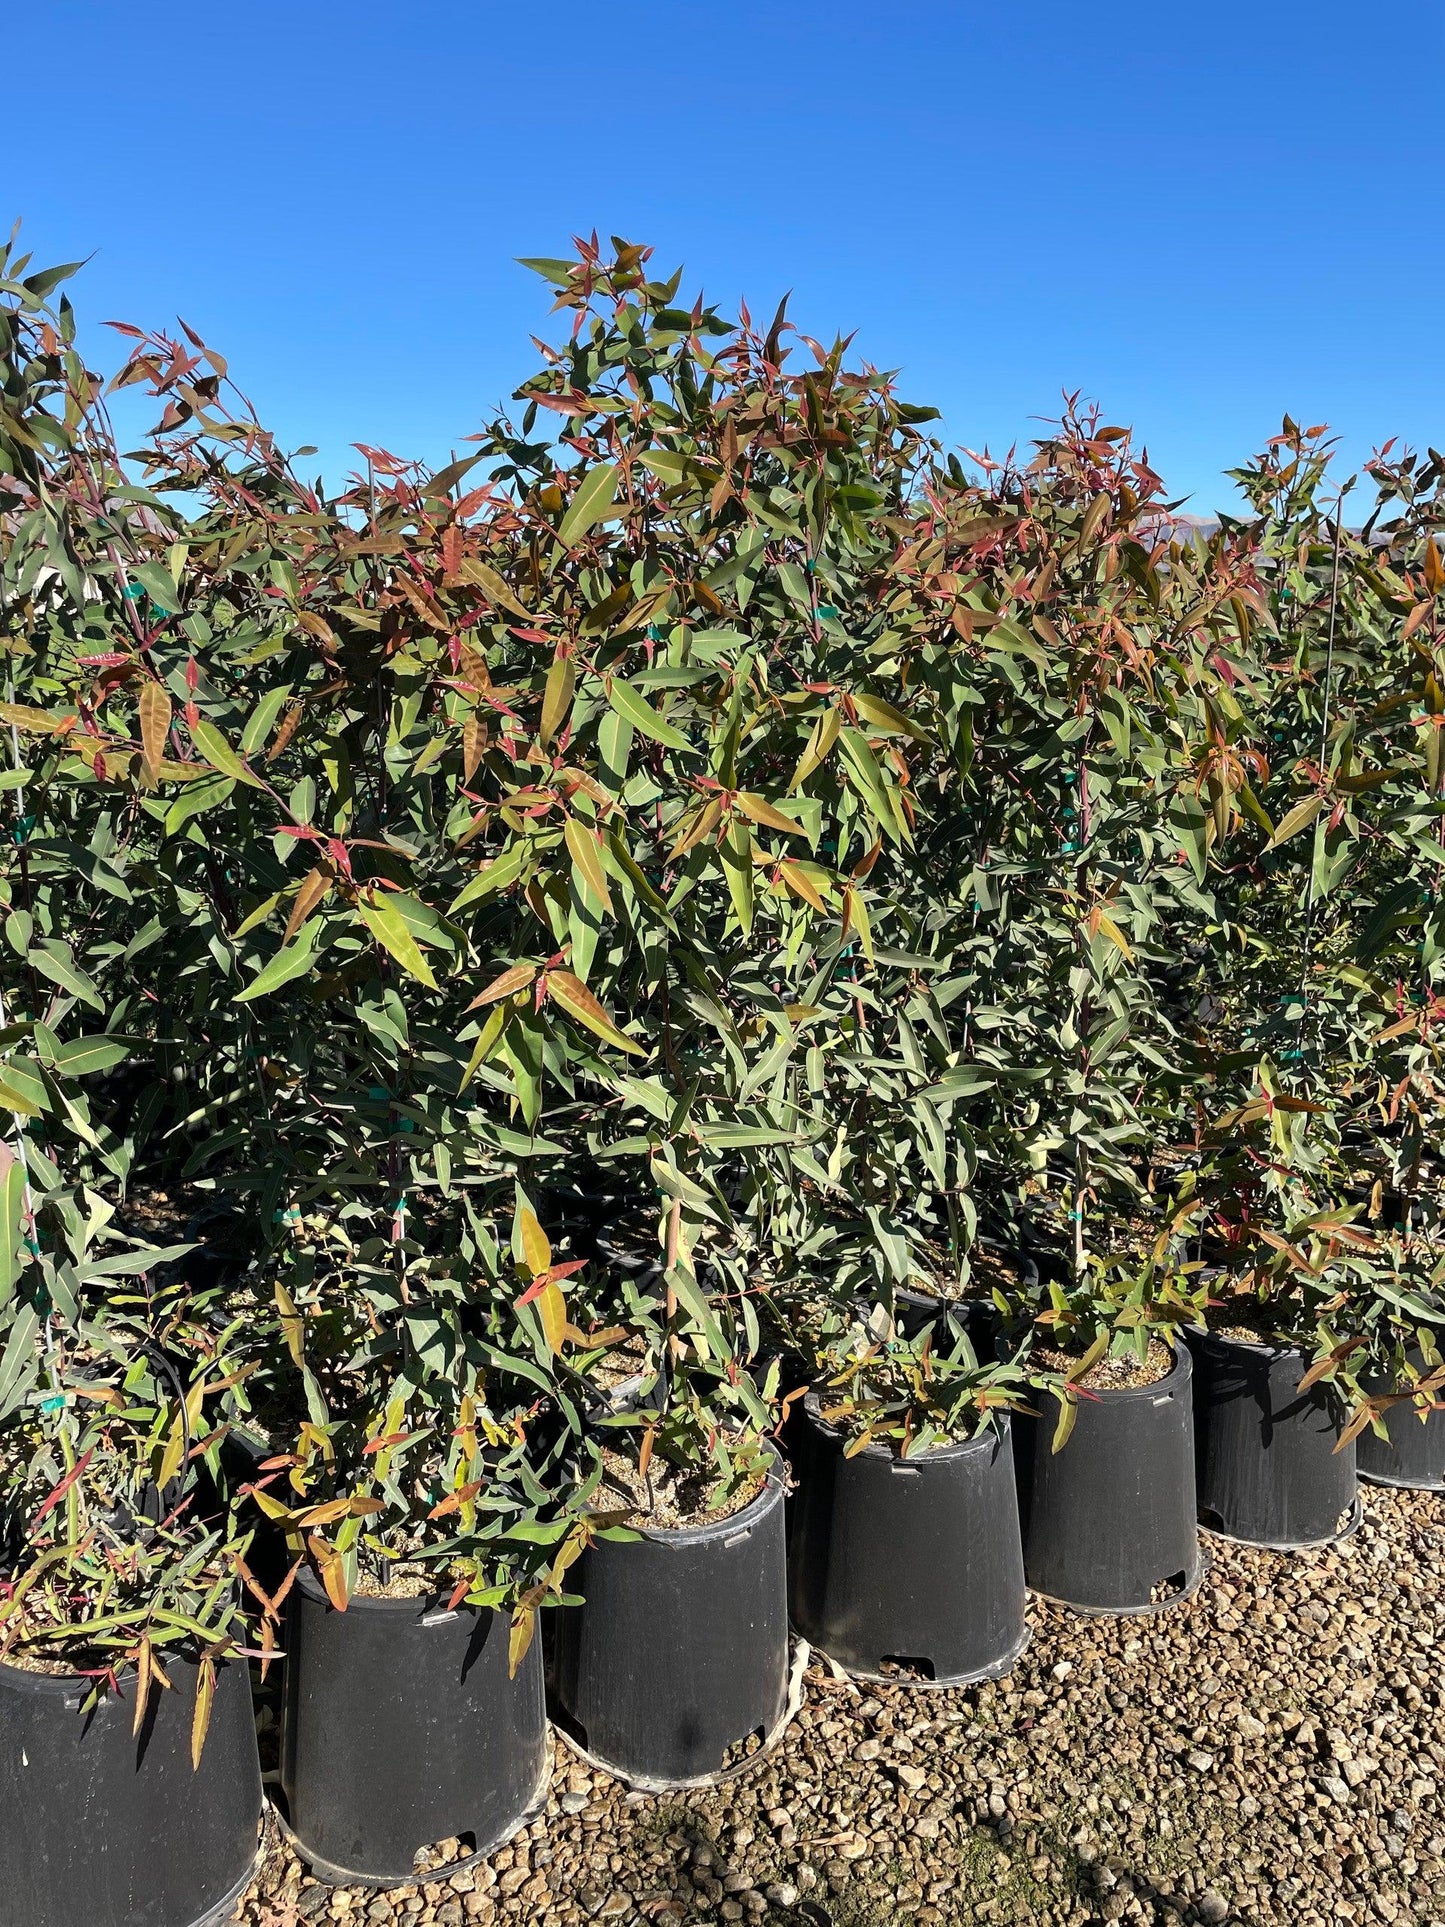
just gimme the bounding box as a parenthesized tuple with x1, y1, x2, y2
(788, 1396, 1027, 1686)
(281, 1571, 548, 1886)
(0, 1649, 262, 1927)
(1186, 1327, 1360, 1548)
(548, 1451, 789, 1787)
(1014, 1344, 1202, 1615)
(1357, 1353, 1445, 1493)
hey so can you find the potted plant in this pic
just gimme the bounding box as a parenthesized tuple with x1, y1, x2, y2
(1006, 1217, 1207, 1612)
(547, 1209, 792, 1785)
(786, 1310, 1030, 1685)
(0, 1332, 263, 1927)
(1188, 1078, 1370, 1548)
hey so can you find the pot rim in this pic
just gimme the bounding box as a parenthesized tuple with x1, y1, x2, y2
(625, 1440, 786, 1547)
(0, 1641, 220, 1695)
(1184, 1320, 1306, 1362)
(1039, 1338, 1194, 1402)
(293, 1564, 499, 1616)
(802, 1389, 1010, 1463)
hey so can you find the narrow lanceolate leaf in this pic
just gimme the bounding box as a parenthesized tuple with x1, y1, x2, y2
(357, 892, 439, 989)
(236, 920, 322, 1003)
(547, 970, 645, 1055)
(0, 1149, 26, 1310)
(540, 649, 576, 748)
(721, 821, 755, 936)
(851, 692, 931, 742)
(285, 866, 333, 941)
(274, 1276, 305, 1369)
(459, 1003, 509, 1090)
(778, 860, 828, 912)
(735, 792, 806, 837)
(308, 1532, 349, 1612)
(1267, 792, 1324, 850)
(508, 1597, 540, 1678)
(0, 1075, 43, 1119)
(458, 555, 532, 620)
(190, 1655, 216, 1770)
(133, 1638, 154, 1738)
(28, 943, 104, 1011)
(139, 681, 172, 783)
(841, 885, 874, 964)
(538, 1277, 568, 1353)
(467, 962, 537, 1010)
(52, 1037, 131, 1075)
(605, 678, 693, 754)
(190, 717, 266, 790)
(563, 818, 613, 913)
(1090, 906, 1134, 962)
(792, 705, 841, 789)
(837, 727, 909, 843)
(517, 1201, 552, 1277)
(556, 463, 619, 547)
(0, 701, 76, 736)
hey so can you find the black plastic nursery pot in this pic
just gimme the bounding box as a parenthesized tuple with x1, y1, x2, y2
(894, 1286, 1001, 1352)
(1357, 1390, 1445, 1491)
(1186, 1327, 1359, 1548)
(788, 1396, 1027, 1685)
(548, 1451, 790, 1787)
(281, 1570, 548, 1886)
(1357, 1349, 1445, 1492)
(1014, 1343, 1202, 1615)
(0, 1650, 262, 1927)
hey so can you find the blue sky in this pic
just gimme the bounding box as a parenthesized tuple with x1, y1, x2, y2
(8, 1, 1441, 511)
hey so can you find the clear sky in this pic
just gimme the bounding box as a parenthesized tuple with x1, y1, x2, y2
(7, 1, 1441, 512)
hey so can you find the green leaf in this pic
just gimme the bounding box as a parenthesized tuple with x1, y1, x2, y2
(28, 941, 104, 1011)
(604, 679, 694, 754)
(357, 893, 439, 989)
(0, 1151, 27, 1308)
(450, 844, 530, 915)
(236, 921, 323, 1003)
(130, 561, 179, 614)
(548, 971, 645, 1056)
(52, 1037, 132, 1076)
(721, 821, 755, 936)
(556, 464, 620, 547)
(1268, 793, 1325, 851)
(190, 717, 266, 790)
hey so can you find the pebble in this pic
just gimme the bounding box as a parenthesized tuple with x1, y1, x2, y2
(231, 1486, 1445, 1927)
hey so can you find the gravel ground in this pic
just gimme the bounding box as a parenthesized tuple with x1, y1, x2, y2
(234, 1483, 1444, 1927)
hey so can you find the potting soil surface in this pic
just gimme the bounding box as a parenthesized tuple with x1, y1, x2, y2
(1032, 1338, 1175, 1389)
(233, 1481, 1444, 1927)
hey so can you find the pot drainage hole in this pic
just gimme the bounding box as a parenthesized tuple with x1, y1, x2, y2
(410, 1832, 477, 1877)
(878, 1655, 936, 1683)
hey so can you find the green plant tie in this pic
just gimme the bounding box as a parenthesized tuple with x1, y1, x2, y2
(817, 604, 838, 620)
(11, 814, 33, 845)
(122, 581, 145, 601)
(40, 1394, 66, 1413)
(646, 624, 665, 642)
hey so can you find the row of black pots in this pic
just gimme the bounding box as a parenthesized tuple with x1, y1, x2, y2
(788, 1323, 1443, 1688)
(0, 1460, 793, 1925)
(5, 1327, 1440, 1925)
